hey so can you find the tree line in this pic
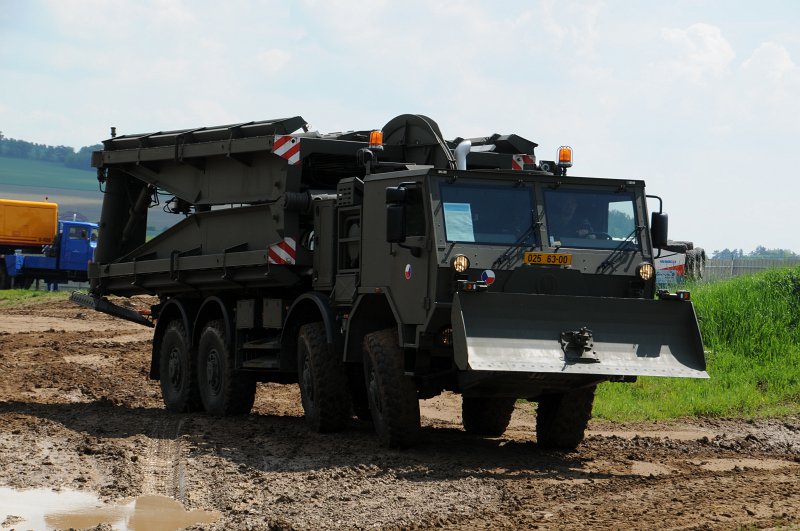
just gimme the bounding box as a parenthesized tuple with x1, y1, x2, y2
(0, 131, 100, 171)
(712, 247, 798, 260)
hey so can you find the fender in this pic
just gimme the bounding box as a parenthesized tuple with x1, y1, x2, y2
(279, 292, 337, 373)
(194, 296, 233, 348)
(343, 291, 401, 363)
(150, 298, 197, 380)
(281, 292, 336, 345)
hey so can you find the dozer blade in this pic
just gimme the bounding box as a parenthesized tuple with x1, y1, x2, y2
(451, 292, 707, 379)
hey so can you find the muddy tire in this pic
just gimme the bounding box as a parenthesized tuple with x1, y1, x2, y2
(197, 320, 256, 416)
(536, 386, 596, 450)
(159, 321, 202, 413)
(363, 328, 420, 448)
(462, 397, 517, 437)
(297, 322, 351, 432)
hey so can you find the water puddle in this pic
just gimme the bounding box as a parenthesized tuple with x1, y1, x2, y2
(0, 487, 220, 530)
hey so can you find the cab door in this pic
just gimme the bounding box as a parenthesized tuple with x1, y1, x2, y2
(59, 223, 92, 272)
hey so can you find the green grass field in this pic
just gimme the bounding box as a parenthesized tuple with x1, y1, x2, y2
(0, 289, 69, 307)
(0, 156, 96, 191)
(594, 267, 800, 421)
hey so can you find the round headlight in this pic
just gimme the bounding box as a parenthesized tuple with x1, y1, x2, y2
(451, 255, 470, 273)
(637, 262, 655, 281)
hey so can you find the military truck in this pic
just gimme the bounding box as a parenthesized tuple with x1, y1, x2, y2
(72, 114, 706, 449)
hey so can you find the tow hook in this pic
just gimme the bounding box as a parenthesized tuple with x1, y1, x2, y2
(560, 327, 599, 363)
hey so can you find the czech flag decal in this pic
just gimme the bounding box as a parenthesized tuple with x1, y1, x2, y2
(481, 269, 496, 286)
(404, 264, 412, 280)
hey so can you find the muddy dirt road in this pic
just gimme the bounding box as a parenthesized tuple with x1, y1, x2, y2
(1, 296, 799, 530)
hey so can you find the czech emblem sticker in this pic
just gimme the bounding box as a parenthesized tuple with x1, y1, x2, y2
(404, 264, 412, 280)
(481, 269, 496, 286)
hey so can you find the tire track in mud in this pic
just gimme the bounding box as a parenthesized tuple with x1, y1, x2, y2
(140, 416, 187, 501)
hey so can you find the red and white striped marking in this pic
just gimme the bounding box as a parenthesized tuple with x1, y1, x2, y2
(511, 154, 535, 171)
(267, 237, 297, 265)
(273, 135, 301, 165)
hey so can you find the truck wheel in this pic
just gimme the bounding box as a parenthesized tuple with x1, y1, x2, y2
(0, 259, 10, 290)
(462, 397, 517, 436)
(159, 321, 202, 413)
(363, 328, 420, 448)
(536, 386, 596, 450)
(14, 276, 34, 289)
(695, 248, 706, 280)
(297, 322, 351, 432)
(685, 250, 697, 281)
(197, 320, 256, 416)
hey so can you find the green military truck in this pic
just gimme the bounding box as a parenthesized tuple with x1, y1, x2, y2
(72, 114, 706, 449)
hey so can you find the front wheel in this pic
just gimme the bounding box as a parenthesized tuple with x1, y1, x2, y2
(297, 322, 351, 432)
(536, 386, 596, 450)
(197, 320, 256, 416)
(363, 328, 420, 448)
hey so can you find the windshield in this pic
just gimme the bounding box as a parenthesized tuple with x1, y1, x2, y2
(440, 183, 535, 245)
(543, 188, 640, 250)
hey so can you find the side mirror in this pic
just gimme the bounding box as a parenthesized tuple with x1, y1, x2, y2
(650, 212, 668, 249)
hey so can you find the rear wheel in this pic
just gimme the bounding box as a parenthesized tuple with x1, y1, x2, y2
(685, 251, 696, 280)
(197, 320, 256, 416)
(363, 328, 420, 448)
(695, 248, 706, 280)
(0, 259, 10, 290)
(13, 276, 34, 289)
(159, 321, 202, 413)
(462, 397, 517, 436)
(536, 386, 596, 450)
(297, 322, 351, 432)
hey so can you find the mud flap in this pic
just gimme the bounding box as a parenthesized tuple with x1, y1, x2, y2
(451, 292, 707, 379)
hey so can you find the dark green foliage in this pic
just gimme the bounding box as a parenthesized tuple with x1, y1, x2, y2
(0, 136, 100, 172)
(595, 267, 800, 420)
(608, 209, 634, 238)
(712, 247, 798, 259)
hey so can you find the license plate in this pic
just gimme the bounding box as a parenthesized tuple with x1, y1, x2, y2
(523, 252, 572, 266)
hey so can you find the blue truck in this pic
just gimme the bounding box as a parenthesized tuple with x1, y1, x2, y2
(0, 199, 97, 290)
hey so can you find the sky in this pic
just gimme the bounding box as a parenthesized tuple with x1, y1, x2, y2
(1, 0, 798, 254)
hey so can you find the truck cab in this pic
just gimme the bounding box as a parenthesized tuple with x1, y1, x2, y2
(2, 220, 97, 288)
(56, 220, 98, 272)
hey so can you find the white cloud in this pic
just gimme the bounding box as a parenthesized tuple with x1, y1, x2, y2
(256, 49, 291, 75)
(4, 1, 800, 252)
(660, 23, 735, 82)
(742, 41, 798, 82)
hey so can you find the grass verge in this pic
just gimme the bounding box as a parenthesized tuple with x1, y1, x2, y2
(594, 267, 800, 421)
(0, 289, 69, 308)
